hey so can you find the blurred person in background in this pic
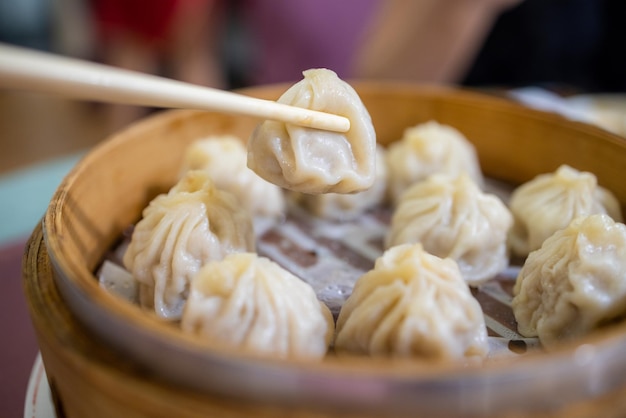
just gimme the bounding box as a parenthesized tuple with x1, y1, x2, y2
(223, 0, 524, 87)
(88, 0, 624, 93)
(88, 0, 226, 128)
(462, 0, 626, 93)
(229, 0, 626, 93)
(0, 0, 52, 50)
(84, 0, 523, 128)
(6, 0, 621, 129)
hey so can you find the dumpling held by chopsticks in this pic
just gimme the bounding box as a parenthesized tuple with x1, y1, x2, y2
(247, 68, 377, 194)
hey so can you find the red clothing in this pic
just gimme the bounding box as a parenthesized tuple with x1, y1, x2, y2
(91, 0, 194, 49)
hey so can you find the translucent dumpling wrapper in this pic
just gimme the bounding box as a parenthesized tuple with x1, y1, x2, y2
(179, 135, 285, 218)
(181, 253, 334, 359)
(123, 170, 255, 320)
(512, 214, 626, 348)
(508, 164, 623, 257)
(293, 145, 388, 221)
(335, 243, 488, 360)
(386, 174, 513, 285)
(247, 68, 377, 194)
(385, 120, 483, 204)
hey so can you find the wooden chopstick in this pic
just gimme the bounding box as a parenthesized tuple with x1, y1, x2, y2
(0, 43, 350, 133)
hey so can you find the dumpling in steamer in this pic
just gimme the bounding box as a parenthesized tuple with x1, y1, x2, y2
(512, 214, 626, 348)
(179, 135, 285, 218)
(385, 120, 483, 204)
(335, 243, 488, 360)
(123, 170, 255, 320)
(247, 68, 377, 194)
(294, 145, 388, 220)
(181, 253, 334, 359)
(508, 164, 623, 257)
(386, 174, 513, 285)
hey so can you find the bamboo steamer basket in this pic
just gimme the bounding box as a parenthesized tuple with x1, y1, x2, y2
(23, 83, 626, 417)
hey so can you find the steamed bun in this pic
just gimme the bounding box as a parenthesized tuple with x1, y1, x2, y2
(247, 68, 377, 194)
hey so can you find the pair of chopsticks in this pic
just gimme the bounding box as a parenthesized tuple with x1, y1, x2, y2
(0, 43, 350, 133)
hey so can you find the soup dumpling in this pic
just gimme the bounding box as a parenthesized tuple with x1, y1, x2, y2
(386, 174, 513, 285)
(295, 145, 388, 220)
(385, 120, 483, 204)
(512, 214, 626, 348)
(247, 68, 377, 194)
(335, 243, 488, 360)
(182, 253, 334, 359)
(508, 164, 622, 257)
(179, 135, 285, 218)
(123, 170, 255, 320)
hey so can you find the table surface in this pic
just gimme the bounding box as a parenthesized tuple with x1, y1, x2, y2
(1, 237, 39, 418)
